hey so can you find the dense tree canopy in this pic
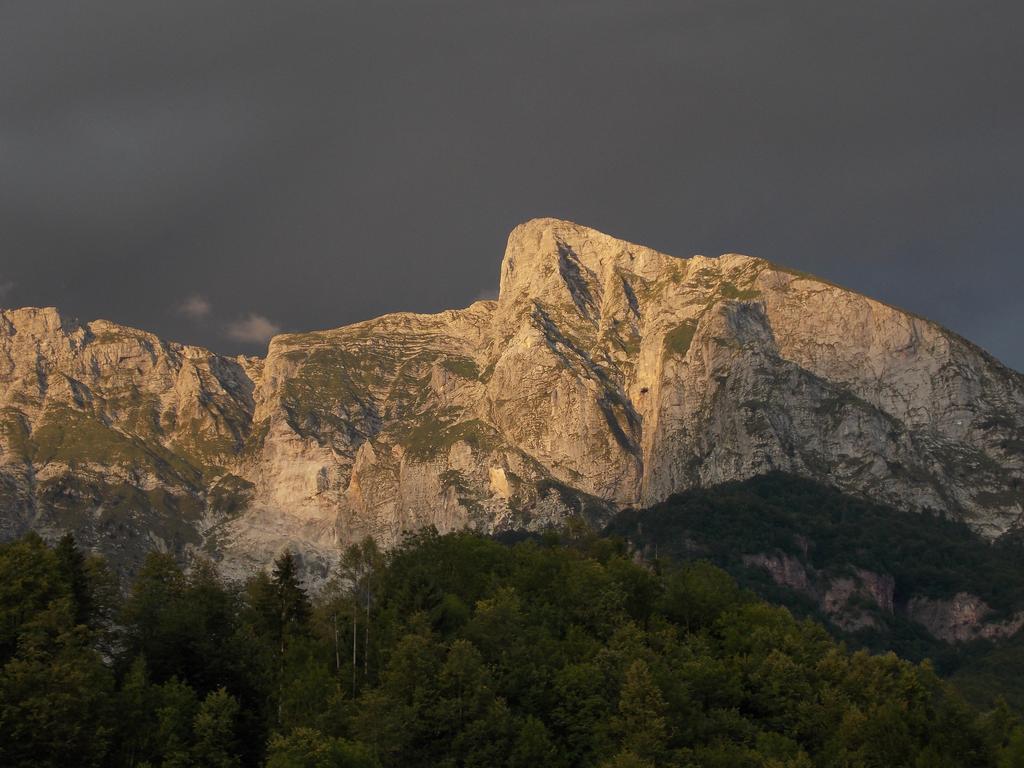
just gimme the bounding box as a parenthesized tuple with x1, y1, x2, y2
(1, 528, 1022, 766)
(604, 472, 1024, 705)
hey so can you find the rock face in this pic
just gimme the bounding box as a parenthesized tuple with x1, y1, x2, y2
(1, 218, 1023, 576)
(906, 593, 1024, 643)
(743, 553, 898, 633)
(742, 551, 1024, 640)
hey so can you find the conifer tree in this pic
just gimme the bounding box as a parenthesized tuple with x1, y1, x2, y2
(55, 533, 91, 627)
(273, 550, 311, 639)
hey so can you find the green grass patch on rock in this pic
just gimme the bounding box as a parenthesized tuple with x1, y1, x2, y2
(663, 320, 698, 358)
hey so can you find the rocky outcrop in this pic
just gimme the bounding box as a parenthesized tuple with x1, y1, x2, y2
(906, 593, 1024, 643)
(741, 552, 1024, 641)
(742, 553, 897, 633)
(1, 218, 1022, 576)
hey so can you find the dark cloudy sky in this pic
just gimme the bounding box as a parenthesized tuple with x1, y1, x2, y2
(1, 1, 1021, 370)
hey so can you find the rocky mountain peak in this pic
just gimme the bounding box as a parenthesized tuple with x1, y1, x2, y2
(498, 218, 680, 305)
(1, 220, 1022, 578)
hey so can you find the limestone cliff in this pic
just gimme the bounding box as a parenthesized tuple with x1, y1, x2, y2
(1, 219, 1022, 576)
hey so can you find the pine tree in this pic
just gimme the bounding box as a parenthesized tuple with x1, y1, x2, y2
(55, 533, 91, 627)
(269, 550, 311, 725)
(122, 552, 187, 682)
(273, 549, 311, 638)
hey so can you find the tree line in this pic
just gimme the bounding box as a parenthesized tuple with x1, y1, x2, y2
(2, 527, 1024, 767)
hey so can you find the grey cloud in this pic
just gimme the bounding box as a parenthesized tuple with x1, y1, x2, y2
(0, 1, 1021, 368)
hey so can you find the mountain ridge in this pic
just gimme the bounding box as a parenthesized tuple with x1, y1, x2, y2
(1, 218, 1022, 576)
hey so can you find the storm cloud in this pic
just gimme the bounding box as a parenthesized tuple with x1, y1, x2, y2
(0, 1, 1021, 369)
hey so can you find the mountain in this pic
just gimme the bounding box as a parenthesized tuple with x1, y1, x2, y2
(1, 218, 1022, 577)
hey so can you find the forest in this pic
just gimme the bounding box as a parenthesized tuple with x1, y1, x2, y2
(604, 472, 1024, 708)
(2, 525, 1024, 767)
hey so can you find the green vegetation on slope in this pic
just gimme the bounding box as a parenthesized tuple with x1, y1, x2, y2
(662, 321, 697, 358)
(717, 281, 762, 301)
(28, 404, 204, 487)
(603, 472, 1024, 706)
(606, 473, 1024, 611)
(402, 416, 500, 461)
(439, 356, 480, 380)
(3, 529, 1024, 767)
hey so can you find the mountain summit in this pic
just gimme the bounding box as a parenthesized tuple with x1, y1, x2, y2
(1, 219, 1022, 576)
